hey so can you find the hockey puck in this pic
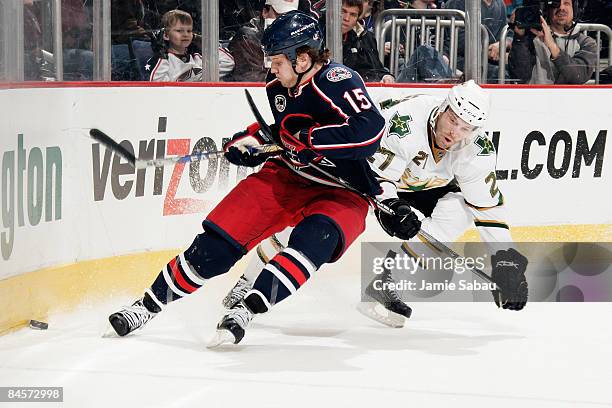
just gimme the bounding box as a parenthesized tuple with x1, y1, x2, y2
(29, 320, 49, 330)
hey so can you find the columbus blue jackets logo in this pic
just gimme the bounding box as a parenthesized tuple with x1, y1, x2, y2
(177, 67, 202, 82)
(275, 95, 287, 112)
(326, 67, 352, 82)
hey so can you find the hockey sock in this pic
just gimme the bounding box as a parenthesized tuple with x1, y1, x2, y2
(244, 215, 339, 311)
(244, 227, 292, 282)
(150, 229, 243, 304)
(142, 290, 163, 313)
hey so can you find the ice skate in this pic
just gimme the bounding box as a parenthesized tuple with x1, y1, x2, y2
(108, 291, 161, 337)
(357, 268, 412, 328)
(207, 302, 253, 348)
(221, 274, 253, 308)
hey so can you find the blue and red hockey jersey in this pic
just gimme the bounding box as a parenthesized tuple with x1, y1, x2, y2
(265, 62, 385, 196)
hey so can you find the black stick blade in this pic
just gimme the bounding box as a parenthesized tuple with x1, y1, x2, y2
(89, 128, 136, 166)
(244, 89, 273, 143)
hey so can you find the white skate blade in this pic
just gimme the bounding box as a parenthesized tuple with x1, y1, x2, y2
(101, 322, 120, 338)
(356, 302, 406, 328)
(206, 329, 237, 349)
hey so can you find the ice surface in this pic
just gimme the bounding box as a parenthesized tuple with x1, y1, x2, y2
(1, 262, 611, 408)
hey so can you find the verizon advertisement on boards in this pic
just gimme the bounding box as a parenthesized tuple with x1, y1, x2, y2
(1, 85, 610, 279)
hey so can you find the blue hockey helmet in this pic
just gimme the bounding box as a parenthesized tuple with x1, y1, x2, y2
(261, 10, 323, 64)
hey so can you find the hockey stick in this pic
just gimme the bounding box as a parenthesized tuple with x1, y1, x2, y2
(89, 128, 137, 164)
(312, 160, 495, 284)
(312, 165, 496, 284)
(89, 128, 281, 169)
(245, 89, 274, 141)
(243, 89, 496, 286)
(415, 230, 495, 284)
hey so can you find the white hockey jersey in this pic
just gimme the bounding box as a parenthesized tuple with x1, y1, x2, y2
(146, 47, 235, 82)
(370, 94, 512, 243)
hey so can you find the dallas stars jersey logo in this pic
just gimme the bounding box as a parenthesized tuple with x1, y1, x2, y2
(388, 112, 412, 139)
(474, 135, 495, 156)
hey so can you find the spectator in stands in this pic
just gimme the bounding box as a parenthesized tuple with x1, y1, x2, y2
(220, 0, 262, 42)
(342, 0, 395, 82)
(508, 0, 597, 84)
(384, 0, 404, 8)
(145, 10, 234, 81)
(443, 0, 512, 82)
(24, 0, 42, 80)
(383, 0, 437, 63)
(361, 0, 382, 32)
(408, 0, 437, 9)
(505, 0, 522, 16)
(143, 0, 201, 36)
(223, 0, 299, 82)
(111, 0, 153, 45)
(111, 0, 155, 80)
(62, 0, 94, 80)
(23, 0, 94, 80)
(381, 0, 455, 83)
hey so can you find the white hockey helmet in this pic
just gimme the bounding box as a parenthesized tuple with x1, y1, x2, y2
(265, 0, 299, 14)
(441, 80, 490, 128)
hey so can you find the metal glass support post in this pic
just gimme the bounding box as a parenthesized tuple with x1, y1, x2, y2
(202, 0, 219, 82)
(465, 0, 481, 82)
(498, 24, 508, 84)
(52, 0, 63, 80)
(2, 0, 24, 81)
(92, 0, 111, 81)
(326, 0, 343, 64)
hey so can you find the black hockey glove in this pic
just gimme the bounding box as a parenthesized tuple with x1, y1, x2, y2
(225, 122, 274, 167)
(278, 114, 323, 166)
(491, 248, 528, 311)
(375, 198, 421, 240)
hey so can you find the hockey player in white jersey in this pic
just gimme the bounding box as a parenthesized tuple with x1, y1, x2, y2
(372, 80, 508, 243)
(359, 80, 527, 325)
(223, 80, 528, 328)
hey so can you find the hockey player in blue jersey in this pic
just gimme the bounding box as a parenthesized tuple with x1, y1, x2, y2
(107, 11, 418, 346)
(226, 13, 386, 196)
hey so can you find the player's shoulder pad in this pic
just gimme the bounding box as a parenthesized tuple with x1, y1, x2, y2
(380, 94, 440, 120)
(317, 63, 364, 89)
(456, 131, 498, 173)
(472, 132, 497, 158)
